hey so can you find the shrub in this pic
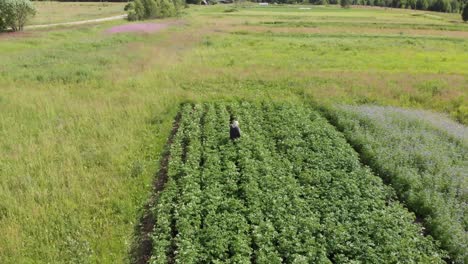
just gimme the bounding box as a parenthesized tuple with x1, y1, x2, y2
(0, 9, 6, 31)
(124, 2, 133, 11)
(450, 0, 459, 11)
(133, 0, 145, 20)
(0, 0, 9, 31)
(126, 0, 181, 21)
(416, 0, 429, 9)
(157, 0, 176, 18)
(172, 0, 185, 11)
(340, 0, 351, 7)
(431, 0, 452, 12)
(0, 0, 35, 32)
(463, 3, 468, 21)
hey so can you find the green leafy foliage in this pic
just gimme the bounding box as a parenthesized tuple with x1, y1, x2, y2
(416, 0, 430, 9)
(0, 0, 35, 32)
(322, 105, 467, 263)
(126, 0, 180, 21)
(340, 0, 351, 7)
(0, 8, 6, 31)
(463, 3, 468, 21)
(149, 102, 445, 263)
(124, 2, 133, 11)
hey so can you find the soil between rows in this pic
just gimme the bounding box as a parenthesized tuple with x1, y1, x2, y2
(130, 112, 181, 264)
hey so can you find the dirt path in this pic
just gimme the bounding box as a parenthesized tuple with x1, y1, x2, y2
(26, 14, 127, 29)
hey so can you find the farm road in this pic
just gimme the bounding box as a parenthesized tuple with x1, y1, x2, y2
(26, 14, 127, 29)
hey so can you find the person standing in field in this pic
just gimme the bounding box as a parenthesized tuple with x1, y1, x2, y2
(230, 120, 241, 140)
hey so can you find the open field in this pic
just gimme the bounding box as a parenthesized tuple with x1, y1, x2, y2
(0, 3, 467, 264)
(28, 1, 126, 25)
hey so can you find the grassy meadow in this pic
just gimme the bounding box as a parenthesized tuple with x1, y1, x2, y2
(0, 3, 467, 263)
(28, 2, 126, 25)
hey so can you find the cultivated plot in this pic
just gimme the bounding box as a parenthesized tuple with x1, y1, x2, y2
(145, 102, 445, 263)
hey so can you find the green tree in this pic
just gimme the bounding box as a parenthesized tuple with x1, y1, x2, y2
(127, 0, 181, 21)
(128, 0, 144, 20)
(0, 3, 6, 31)
(432, 0, 451, 12)
(449, 0, 459, 11)
(0, 0, 35, 32)
(143, 0, 158, 18)
(156, 0, 176, 17)
(374, 0, 384, 6)
(416, 0, 429, 9)
(340, 0, 351, 7)
(463, 3, 468, 21)
(172, 0, 185, 12)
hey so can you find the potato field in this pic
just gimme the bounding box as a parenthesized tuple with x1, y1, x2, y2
(144, 102, 446, 264)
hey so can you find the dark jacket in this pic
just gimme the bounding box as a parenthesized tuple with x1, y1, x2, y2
(230, 125, 241, 139)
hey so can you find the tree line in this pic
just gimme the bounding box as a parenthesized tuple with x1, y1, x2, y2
(237, 0, 467, 13)
(28, 0, 467, 13)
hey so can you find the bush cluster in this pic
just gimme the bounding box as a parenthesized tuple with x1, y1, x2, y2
(0, 0, 35, 32)
(126, 0, 183, 21)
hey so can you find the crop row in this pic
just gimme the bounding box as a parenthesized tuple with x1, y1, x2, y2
(149, 102, 445, 263)
(321, 105, 467, 264)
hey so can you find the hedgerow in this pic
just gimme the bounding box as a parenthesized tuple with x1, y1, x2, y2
(321, 105, 467, 263)
(149, 102, 445, 263)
